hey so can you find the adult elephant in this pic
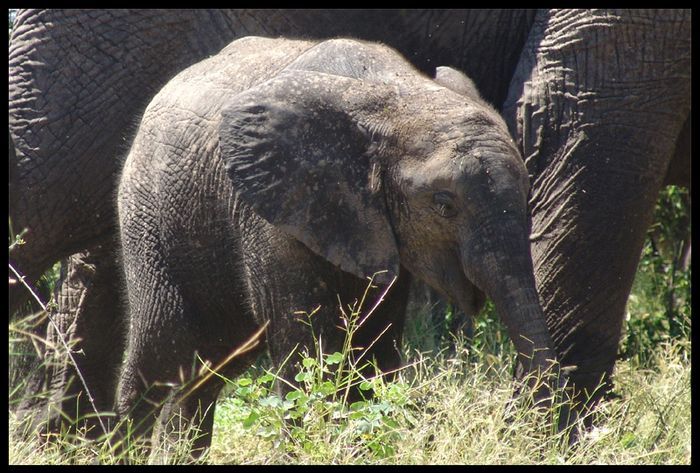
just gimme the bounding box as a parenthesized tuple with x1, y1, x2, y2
(9, 9, 534, 310)
(8, 9, 690, 434)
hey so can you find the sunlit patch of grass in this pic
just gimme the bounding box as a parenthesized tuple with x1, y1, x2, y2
(204, 332, 690, 464)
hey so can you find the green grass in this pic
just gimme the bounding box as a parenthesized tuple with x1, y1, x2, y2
(200, 314, 690, 465)
(8, 330, 690, 465)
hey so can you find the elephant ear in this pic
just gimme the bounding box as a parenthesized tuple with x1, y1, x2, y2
(219, 71, 399, 285)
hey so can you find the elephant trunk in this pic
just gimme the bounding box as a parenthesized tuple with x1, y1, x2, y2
(460, 218, 559, 380)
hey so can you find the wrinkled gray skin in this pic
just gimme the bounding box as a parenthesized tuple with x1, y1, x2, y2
(116, 37, 557, 456)
(503, 9, 690, 406)
(8, 9, 690, 437)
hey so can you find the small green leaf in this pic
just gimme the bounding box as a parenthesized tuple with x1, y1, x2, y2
(324, 382, 339, 396)
(349, 410, 367, 420)
(382, 416, 399, 429)
(294, 371, 311, 382)
(325, 352, 344, 365)
(620, 432, 636, 448)
(258, 373, 275, 384)
(350, 400, 367, 412)
(242, 411, 259, 429)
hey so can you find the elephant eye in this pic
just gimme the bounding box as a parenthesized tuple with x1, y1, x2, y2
(432, 191, 458, 218)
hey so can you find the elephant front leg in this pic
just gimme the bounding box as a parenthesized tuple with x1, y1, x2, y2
(504, 9, 691, 422)
(262, 268, 411, 405)
(349, 270, 412, 401)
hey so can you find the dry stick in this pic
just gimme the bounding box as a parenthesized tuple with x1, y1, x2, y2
(353, 322, 393, 367)
(8, 262, 112, 443)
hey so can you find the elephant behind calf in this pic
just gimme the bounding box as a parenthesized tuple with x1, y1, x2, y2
(115, 36, 561, 457)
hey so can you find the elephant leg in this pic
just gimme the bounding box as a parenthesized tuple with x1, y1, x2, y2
(504, 9, 690, 418)
(114, 272, 257, 460)
(11, 309, 50, 423)
(263, 269, 411, 403)
(115, 364, 179, 461)
(114, 381, 171, 461)
(116, 351, 222, 462)
(157, 380, 223, 461)
(51, 242, 126, 438)
(265, 308, 322, 400)
(114, 269, 199, 458)
(15, 241, 125, 440)
(152, 336, 259, 460)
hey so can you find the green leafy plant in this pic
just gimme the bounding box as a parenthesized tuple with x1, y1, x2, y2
(218, 273, 413, 462)
(621, 186, 691, 367)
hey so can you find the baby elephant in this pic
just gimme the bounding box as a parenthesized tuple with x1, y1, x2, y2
(116, 37, 558, 457)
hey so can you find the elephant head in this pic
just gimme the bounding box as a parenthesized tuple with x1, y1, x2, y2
(219, 61, 560, 382)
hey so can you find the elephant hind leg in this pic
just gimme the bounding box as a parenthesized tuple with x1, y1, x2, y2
(149, 339, 263, 462)
(113, 380, 172, 460)
(114, 273, 258, 460)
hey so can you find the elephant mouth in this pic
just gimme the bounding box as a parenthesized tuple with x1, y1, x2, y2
(455, 276, 487, 319)
(430, 262, 487, 320)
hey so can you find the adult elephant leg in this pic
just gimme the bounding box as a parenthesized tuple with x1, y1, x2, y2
(43, 241, 126, 439)
(504, 9, 690, 417)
